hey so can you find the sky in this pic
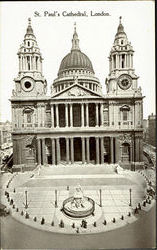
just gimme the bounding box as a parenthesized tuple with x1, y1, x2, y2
(0, 1, 155, 122)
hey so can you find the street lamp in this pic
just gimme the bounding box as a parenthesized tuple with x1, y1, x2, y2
(129, 188, 132, 206)
(99, 189, 102, 207)
(55, 189, 58, 208)
(23, 190, 29, 209)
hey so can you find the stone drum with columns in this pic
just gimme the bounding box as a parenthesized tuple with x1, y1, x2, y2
(11, 17, 144, 170)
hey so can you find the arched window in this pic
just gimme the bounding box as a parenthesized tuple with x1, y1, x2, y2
(28, 41, 30, 46)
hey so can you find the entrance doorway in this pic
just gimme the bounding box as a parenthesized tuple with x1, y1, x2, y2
(89, 137, 96, 163)
(60, 138, 66, 162)
(74, 138, 82, 161)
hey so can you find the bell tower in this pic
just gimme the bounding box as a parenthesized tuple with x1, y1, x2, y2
(12, 18, 47, 98)
(105, 17, 142, 97)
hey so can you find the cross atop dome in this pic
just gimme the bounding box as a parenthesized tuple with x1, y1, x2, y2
(28, 18, 31, 25)
(71, 22, 80, 51)
(74, 22, 76, 32)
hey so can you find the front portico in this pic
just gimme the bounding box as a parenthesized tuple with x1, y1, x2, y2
(36, 136, 116, 166)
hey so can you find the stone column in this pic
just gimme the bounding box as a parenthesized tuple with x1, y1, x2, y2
(81, 103, 84, 127)
(81, 137, 85, 164)
(51, 138, 56, 165)
(100, 137, 104, 164)
(66, 138, 70, 164)
(116, 54, 118, 69)
(86, 103, 89, 127)
(130, 145, 133, 162)
(96, 137, 100, 164)
(51, 104, 54, 128)
(41, 104, 45, 127)
(86, 137, 90, 164)
(96, 103, 99, 127)
(70, 138, 74, 164)
(56, 138, 60, 164)
(70, 104, 73, 127)
(29, 56, 32, 70)
(19, 56, 21, 72)
(65, 104, 68, 127)
(56, 104, 59, 128)
(42, 138, 46, 164)
(110, 137, 114, 163)
(124, 54, 126, 68)
(37, 139, 41, 164)
(139, 138, 143, 162)
(100, 103, 104, 126)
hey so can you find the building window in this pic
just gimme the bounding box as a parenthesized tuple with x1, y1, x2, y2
(28, 41, 30, 46)
(120, 105, 130, 122)
(122, 143, 129, 154)
(27, 114, 31, 123)
(123, 110, 128, 121)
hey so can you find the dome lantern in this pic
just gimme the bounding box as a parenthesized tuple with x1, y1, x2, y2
(57, 24, 94, 77)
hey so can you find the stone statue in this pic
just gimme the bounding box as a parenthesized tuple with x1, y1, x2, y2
(74, 75, 78, 84)
(12, 89, 16, 96)
(71, 184, 84, 208)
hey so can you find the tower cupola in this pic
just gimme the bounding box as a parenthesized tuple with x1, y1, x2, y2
(109, 17, 134, 75)
(13, 18, 47, 98)
(17, 18, 43, 75)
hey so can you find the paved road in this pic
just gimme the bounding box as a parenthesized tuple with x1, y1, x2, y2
(1, 204, 156, 249)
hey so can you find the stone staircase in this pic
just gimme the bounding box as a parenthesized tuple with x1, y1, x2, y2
(37, 163, 118, 176)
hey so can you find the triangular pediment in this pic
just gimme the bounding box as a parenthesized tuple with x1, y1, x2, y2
(52, 83, 103, 99)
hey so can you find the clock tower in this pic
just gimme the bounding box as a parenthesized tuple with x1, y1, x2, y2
(106, 16, 142, 98)
(12, 18, 47, 98)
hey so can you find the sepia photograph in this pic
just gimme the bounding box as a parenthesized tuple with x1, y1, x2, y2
(0, 1, 156, 249)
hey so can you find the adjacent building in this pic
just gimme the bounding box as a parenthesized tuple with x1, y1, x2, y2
(10, 17, 144, 170)
(0, 121, 12, 147)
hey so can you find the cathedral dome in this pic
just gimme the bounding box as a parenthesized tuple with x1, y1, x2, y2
(58, 50, 94, 76)
(58, 25, 94, 77)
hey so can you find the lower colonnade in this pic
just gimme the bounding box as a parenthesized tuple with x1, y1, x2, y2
(37, 137, 115, 165)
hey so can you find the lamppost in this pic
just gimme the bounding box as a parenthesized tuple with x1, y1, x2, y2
(99, 189, 102, 207)
(129, 188, 132, 206)
(55, 189, 58, 208)
(23, 190, 29, 209)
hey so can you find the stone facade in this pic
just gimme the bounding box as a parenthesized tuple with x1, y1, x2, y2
(11, 18, 144, 169)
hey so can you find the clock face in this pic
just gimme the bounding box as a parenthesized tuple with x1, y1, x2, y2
(21, 77, 34, 92)
(118, 74, 132, 90)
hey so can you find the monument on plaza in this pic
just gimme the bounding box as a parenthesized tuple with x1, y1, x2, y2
(62, 184, 95, 218)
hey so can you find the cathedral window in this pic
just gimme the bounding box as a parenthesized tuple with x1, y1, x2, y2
(121, 40, 123, 45)
(122, 143, 129, 154)
(27, 113, 31, 123)
(123, 110, 128, 121)
(120, 105, 130, 121)
(28, 41, 30, 46)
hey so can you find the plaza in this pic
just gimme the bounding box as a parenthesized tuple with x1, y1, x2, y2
(1, 164, 155, 235)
